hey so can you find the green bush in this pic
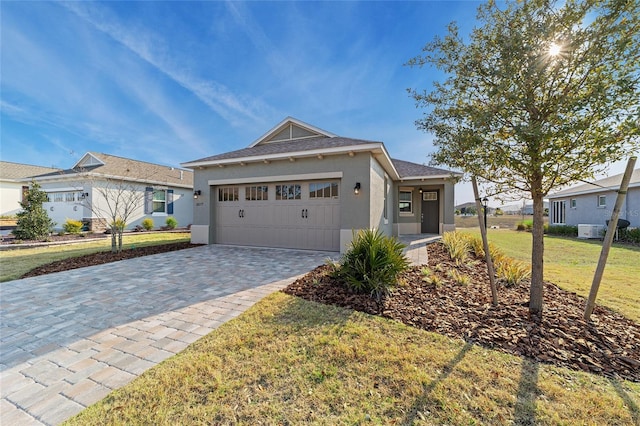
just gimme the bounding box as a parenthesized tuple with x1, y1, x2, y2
(165, 216, 178, 230)
(547, 225, 578, 237)
(516, 219, 533, 231)
(142, 218, 154, 231)
(14, 181, 55, 240)
(63, 219, 83, 234)
(333, 229, 410, 301)
(619, 227, 640, 244)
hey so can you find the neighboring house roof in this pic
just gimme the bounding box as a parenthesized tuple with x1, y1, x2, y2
(33, 152, 193, 188)
(549, 169, 640, 198)
(182, 117, 461, 181)
(0, 161, 61, 181)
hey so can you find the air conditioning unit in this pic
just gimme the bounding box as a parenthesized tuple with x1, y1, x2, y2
(578, 224, 604, 239)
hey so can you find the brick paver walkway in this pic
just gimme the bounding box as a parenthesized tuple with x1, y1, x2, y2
(1, 244, 336, 425)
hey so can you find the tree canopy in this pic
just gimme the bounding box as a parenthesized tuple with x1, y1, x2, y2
(408, 0, 639, 314)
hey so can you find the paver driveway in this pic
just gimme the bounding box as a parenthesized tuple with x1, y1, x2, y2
(0, 244, 336, 425)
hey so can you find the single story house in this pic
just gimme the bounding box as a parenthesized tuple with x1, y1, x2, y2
(182, 117, 461, 252)
(0, 161, 61, 217)
(548, 168, 640, 228)
(29, 152, 194, 232)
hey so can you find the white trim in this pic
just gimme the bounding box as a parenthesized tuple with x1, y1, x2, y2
(44, 187, 85, 192)
(248, 117, 337, 148)
(72, 152, 105, 169)
(208, 172, 343, 186)
(550, 181, 640, 199)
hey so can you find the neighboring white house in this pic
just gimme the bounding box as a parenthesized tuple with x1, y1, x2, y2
(182, 117, 461, 252)
(22, 152, 193, 232)
(547, 169, 640, 228)
(0, 161, 61, 216)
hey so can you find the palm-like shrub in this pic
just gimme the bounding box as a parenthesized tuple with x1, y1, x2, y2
(334, 229, 410, 301)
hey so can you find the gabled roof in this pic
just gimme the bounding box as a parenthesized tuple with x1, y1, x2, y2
(0, 161, 61, 181)
(34, 152, 193, 188)
(549, 168, 640, 198)
(249, 116, 337, 147)
(391, 158, 461, 180)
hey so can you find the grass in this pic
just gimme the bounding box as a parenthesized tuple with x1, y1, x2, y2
(65, 292, 640, 425)
(0, 232, 190, 282)
(460, 228, 640, 322)
(455, 214, 546, 229)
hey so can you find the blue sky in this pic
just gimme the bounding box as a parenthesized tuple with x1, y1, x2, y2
(0, 1, 628, 205)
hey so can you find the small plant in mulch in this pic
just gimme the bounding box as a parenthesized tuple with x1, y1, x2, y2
(331, 229, 410, 301)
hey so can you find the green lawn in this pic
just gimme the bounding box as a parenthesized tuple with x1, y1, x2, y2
(460, 228, 640, 322)
(65, 292, 640, 425)
(0, 232, 190, 282)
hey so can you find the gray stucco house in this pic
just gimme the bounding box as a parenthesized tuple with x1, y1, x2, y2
(182, 117, 461, 252)
(547, 168, 640, 229)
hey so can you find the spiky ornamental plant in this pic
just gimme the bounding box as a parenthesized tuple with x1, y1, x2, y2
(407, 0, 639, 315)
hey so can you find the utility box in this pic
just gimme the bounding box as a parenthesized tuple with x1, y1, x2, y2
(578, 224, 605, 239)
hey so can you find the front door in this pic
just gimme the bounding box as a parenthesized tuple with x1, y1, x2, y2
(421, 190, 439, 234)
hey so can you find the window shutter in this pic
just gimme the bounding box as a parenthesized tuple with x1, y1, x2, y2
(167, 190, 174, 214)
(144, 187, 153, 214)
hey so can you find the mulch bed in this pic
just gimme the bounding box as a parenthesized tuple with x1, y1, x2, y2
(19, 242, 200, 278)
(282, 242, 640, 383)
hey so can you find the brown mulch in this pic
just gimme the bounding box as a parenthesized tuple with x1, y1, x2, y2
(19, 242, 200, 278)
(282, 242, 640, 383)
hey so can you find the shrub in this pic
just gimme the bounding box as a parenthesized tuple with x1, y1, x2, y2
(429, 275, 444, 286)
(165, 216, 178, 230)
(619, 227, 640, 244)
(516, 219, 533, 231)
(496, 259, 530, 287)
(14, 181, 55, 240)
(63, 219, 83, 234)
(333, 229, 410, 301)
(142, 218, 154, 231)
(448, 269, 471, 286)
(110, 218, 126, 232)
(441, 231, 469, 265)
(464, 234, 485, 258)
(547, 225, 578, 237)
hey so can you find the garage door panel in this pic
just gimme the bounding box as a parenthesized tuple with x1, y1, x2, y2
(215, 181, 340, 251)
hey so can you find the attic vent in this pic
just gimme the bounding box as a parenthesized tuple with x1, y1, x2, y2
(266, 124, 318, 143)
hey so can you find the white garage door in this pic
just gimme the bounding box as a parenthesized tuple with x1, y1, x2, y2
(214, 180, 340, 251)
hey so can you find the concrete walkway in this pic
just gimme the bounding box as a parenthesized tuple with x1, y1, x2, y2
(400, 234, 441, 265)
(1, 245, 337, 425)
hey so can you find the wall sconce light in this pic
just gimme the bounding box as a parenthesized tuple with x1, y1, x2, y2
(354, 182, 361, 195)
(419, 188, 423, 194)
(193, 190, 202, 199)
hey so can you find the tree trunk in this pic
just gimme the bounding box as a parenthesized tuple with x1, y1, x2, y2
(110, 228, 117, 253)
(529, 189, 545, 316)
(118, 231, 123, 252)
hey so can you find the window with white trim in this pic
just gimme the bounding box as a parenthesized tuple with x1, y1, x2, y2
(245, 185, 268, 201)
(598, 195, 606, 207)
(551, 200, 566, 224)
(276, 184, 301, 200)
(218, 187, 239, 202)
(309, 182, 338, 199)
(383, 177, 388, 220)
(152, 190, 166, 213)
(570, 198, 576, 208)
(399, 191, 413, 214)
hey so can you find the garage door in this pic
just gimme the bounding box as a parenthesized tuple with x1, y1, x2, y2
(214, 180, 340, 251)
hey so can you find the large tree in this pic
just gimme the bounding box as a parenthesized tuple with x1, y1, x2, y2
(408, 0, 639, 315)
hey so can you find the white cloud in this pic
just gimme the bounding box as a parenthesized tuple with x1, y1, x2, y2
(61, 1, 269, 127)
